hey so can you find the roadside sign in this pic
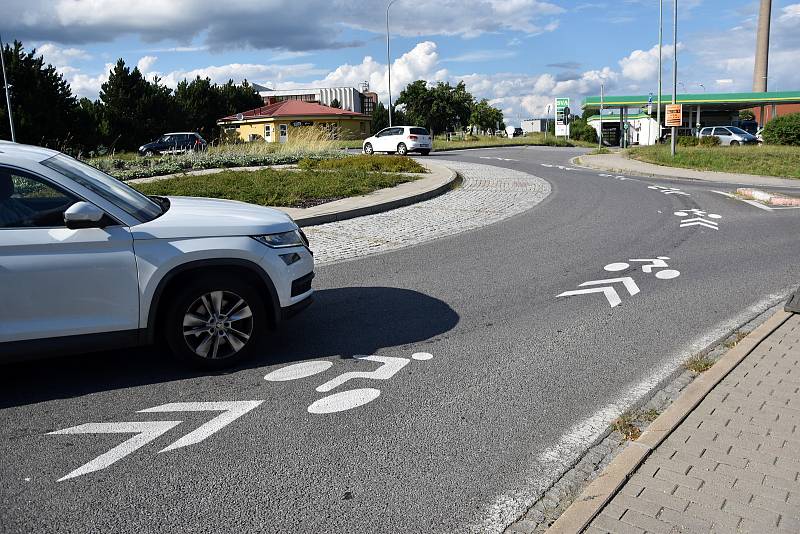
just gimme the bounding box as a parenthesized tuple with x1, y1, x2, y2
(555, 97, 570, 137)
(665, 104, 682, 127)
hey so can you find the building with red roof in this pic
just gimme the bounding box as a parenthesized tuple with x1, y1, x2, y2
(217, 100, 371, 143)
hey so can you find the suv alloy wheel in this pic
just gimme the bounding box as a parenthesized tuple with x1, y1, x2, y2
(164, 275, 267, 369)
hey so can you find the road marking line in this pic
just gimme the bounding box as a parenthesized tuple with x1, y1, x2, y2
(315, 355, 410, 393)
(557, 277, 640, 308)
(307, 388, 382, 414)
(264, 361, 332, 381)
(139, 401, 264, 452)
(49, 421, 182, 481)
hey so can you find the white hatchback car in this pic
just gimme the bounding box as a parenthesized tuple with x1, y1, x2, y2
(363, 126, 432, 156)
(0, 142, 314, 368)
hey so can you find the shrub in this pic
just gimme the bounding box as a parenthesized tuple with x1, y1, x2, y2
(677, 136, 699, 147)
(698, 135, 721, 147)
(762, 113, 800, 146)
(568, 118, 598, 143)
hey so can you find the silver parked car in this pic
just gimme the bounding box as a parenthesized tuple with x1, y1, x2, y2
(698, 126, 758, 146)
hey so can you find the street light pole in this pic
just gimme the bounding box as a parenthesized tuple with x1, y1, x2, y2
(0, 33, 16, 142)
(386, 0, 399, 127)
(657, 0, 663, 144)
(599, 83, 604, 150)
(670, 0, 678, 157)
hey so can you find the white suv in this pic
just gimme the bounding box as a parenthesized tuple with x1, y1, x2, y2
(363, 126, 432, 156)
(0, 142, 314, 368)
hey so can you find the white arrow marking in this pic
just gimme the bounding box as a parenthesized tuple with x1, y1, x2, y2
(49, 421, 182, 481)
(579, 276, 640, 295)
(662, 190, 690, 196)
(316, 355, 410, 393)
(139, 401, 263, 452)
(557, 286, 624, 307)
(680, 220, 719, 230)
(557, 277, 640, 308)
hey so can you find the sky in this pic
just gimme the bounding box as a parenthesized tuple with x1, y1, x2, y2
(3, 0, 800, 125)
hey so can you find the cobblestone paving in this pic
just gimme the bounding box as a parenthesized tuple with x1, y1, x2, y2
(303, 160, 551, 264)
(588, 313, 800, 534)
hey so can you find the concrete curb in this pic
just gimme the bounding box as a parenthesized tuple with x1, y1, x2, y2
(572, 154, 800, 189)
(546, 308, 794, 534)
(283, 159, 458, 227)
(737, 187, 800, 206)
(129, 159, 458, 228)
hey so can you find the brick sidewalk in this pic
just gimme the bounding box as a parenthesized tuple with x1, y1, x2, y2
(587, 312, 800, 534)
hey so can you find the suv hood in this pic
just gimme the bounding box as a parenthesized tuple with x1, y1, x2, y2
(131, 196, 297, 239)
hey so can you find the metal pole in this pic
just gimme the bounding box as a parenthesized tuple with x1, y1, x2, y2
(657, 0, 663, 144)
(386, 0, 398, 127)
(599, 83, 604, 149)
(753, 0, 772, 92)
(0, 34, 16, 142)
(670, 0, 678, 157)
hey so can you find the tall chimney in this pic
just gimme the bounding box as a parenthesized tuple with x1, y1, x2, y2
(752, 0, 772, 92)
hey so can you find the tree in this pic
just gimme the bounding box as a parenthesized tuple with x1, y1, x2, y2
(739, 109, 755, 121)
(329, 98, 341, 109)
(174, 76, 222, 140)
(99, 59, 157, 150)
(0, 41, 87, 151)
(396, 80, 432, 128)
(470, 99, 500, 133)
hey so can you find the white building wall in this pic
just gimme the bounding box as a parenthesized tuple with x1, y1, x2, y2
(260, 87, 363, 113)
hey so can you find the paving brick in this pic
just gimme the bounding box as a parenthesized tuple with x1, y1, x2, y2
(618, 509, 674, 534)
(732, 478, 788, 503)
(637, 487, 689, 513)
(745, 459, 798, 483)
(673, 484, 726, 510)
(610, 493, 661, 518)
(652, 467, 703, 491)
(722, 499, 780, 526)
(656, 506, 713, 532)
(685, 502, 741, 530)
(751, 494, 800, 521)
(627, 473, 677, 495)
(591, 512, 646, 534)
(777, 514, 800, 533)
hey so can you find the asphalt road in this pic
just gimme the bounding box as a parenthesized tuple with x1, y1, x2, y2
(2, 146, 799, 534)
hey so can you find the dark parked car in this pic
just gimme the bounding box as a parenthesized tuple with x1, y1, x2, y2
(138, 132, 207, 156)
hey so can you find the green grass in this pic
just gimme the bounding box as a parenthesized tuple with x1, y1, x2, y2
(685, 354, 715, 374)
(298, 154, 426, 173)
(131, 168, 421, 208)
(628, 144, 800, 179)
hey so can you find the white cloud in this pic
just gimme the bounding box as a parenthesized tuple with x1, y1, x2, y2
(34, 43, 91, 68)
(136, 55, 158, 73)
(618, 44, 678, 82)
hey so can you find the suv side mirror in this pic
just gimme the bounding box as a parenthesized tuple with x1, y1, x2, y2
(64, 201, 106, 229)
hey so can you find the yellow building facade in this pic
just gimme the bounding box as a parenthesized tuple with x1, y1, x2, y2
(218, 100, 370, 143)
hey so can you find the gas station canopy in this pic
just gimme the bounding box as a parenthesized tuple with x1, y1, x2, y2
(582, 90, 800, 111)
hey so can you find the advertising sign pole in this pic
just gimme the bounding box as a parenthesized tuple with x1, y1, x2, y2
(670, 0, 678, 157)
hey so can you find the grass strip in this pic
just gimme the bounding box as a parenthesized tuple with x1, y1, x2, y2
(298, 154, 426, 173)
(628, 145, 800, 179)
(131, 168, 422, 208)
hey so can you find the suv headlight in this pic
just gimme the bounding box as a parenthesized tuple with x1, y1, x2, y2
(253, 230, 305, 248)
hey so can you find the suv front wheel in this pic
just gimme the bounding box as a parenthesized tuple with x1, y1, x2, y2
(164, 276, 267, 369)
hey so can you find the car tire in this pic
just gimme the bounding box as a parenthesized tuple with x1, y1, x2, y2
(397, 143, 408, 156)
(730, 140, 739, 146)
(163, 275, 268, 369)
(144, 150, 154, 157)
(419, 150, 430, 156)
(364, 143, 374, 155)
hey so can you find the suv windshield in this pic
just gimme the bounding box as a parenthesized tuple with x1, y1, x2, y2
(41, 154, 163, 223)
